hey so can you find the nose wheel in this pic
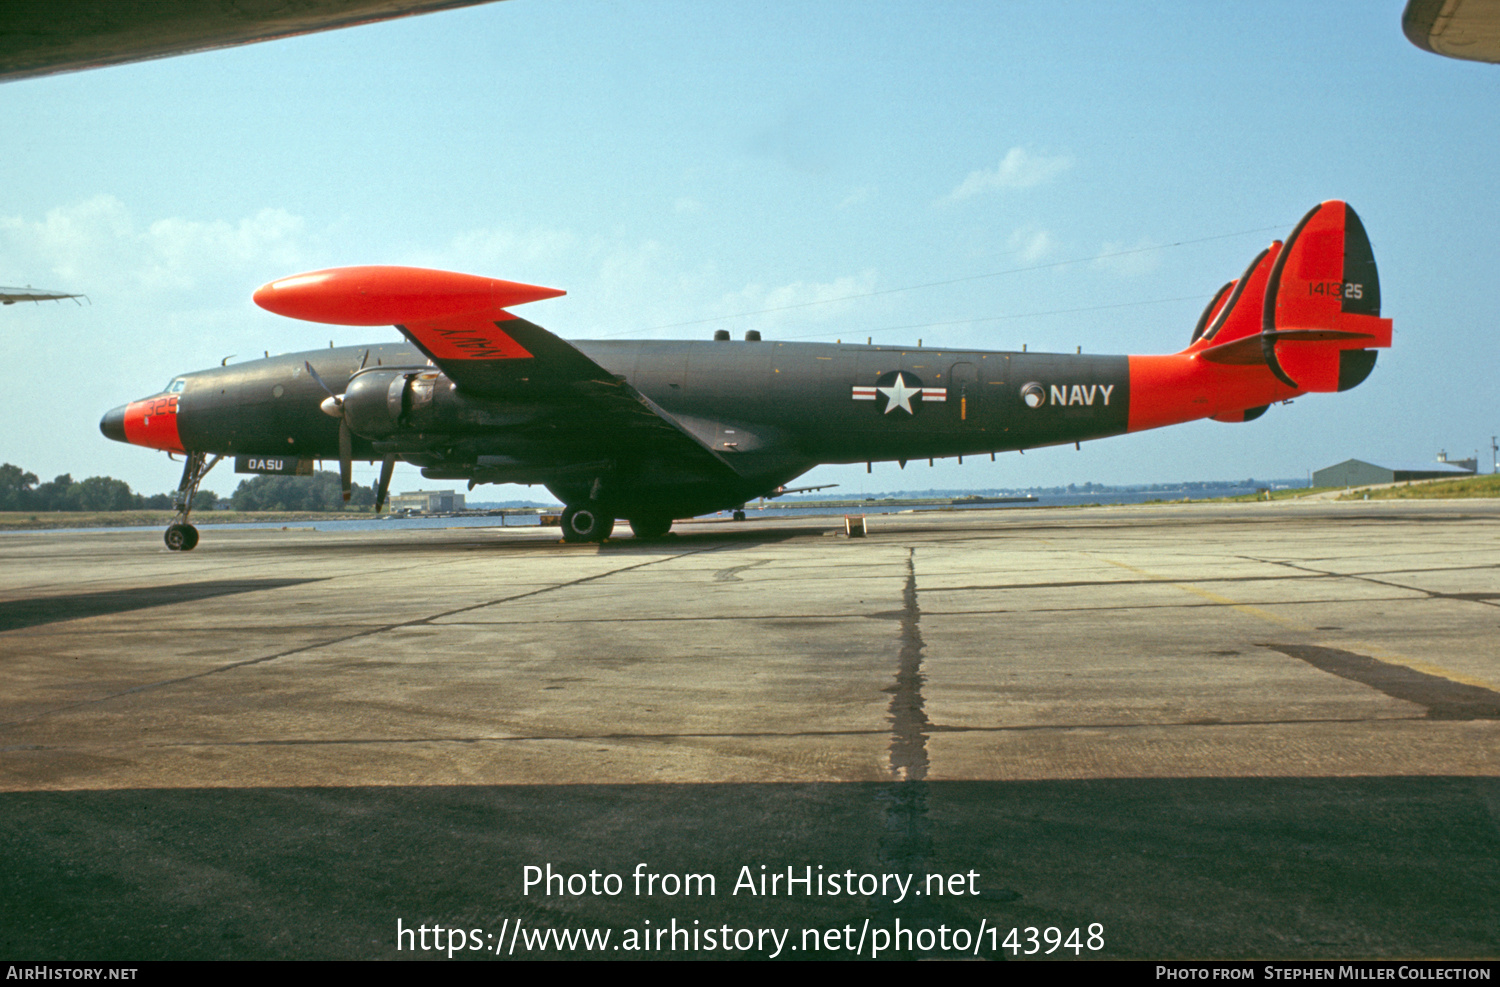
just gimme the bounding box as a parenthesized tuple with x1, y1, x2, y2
(164, 523, 199, 551)
(163, 451, 221, 551)
(560, 504, 615, 543)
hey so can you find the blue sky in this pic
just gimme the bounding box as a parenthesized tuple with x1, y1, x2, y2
(1, 1, 1495, 500)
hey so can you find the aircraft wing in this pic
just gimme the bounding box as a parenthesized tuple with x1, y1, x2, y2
(767, 483, 839, 497)
(407, 310, 747, 473)
(1, 287, 84, 305)
(254, 266, 749, 478)
(0, 0, 503, 83)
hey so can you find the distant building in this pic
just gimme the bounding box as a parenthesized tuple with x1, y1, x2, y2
(390, 489, 465, 513)
(1435, 451, 1479, 473)
(1313, 457, 1476, 488)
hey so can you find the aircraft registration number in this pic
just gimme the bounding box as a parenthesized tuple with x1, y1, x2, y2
(1308, 281, 1362, 299)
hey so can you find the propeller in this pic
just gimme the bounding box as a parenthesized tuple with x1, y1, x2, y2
(306, 358, 359, 502)
(337, 418, 353, 502)
(374, 455, 396, 513)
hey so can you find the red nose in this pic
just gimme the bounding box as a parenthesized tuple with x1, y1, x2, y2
(102, 394, 184, 452)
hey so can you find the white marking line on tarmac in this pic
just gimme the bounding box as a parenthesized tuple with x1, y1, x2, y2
(1096, 556, 1500, 695)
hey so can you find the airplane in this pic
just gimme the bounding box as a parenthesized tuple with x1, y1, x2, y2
(100, 200, 1392, 550)
(2, 286, 84, 305)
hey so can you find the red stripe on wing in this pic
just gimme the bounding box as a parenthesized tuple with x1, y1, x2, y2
(401, 312, 534, 361)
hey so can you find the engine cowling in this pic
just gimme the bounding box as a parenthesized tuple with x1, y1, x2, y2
(340, 369, 410, 438)
(341, 369, 550, 439)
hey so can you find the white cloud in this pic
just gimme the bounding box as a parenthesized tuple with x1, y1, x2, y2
(1093, 238, 1161, 277)
(673, 196, 704, 215)
(838, 186, 874, 209)
(944, 147, 1073, 202)
(717, 270, 880, 334)
(1007, 226, 1056, 263)
(440, 226, 577, 271)
(595, 238, 673, 294)
(0, 195, 309, 297)
(439, 230, 719, 338)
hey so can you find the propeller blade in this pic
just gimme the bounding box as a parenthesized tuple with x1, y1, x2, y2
(305, 361, 340, 404)
(374, 455, 396, 512)
(338, 419, 353, 502)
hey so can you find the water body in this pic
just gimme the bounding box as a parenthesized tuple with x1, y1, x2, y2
(759, 484, 1275, 515)
(9, 486, 1280, 536)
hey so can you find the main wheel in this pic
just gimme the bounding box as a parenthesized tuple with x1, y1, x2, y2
(733, 509, 746, 522)
(628, 515, 673, 539)
(560, 504, 615, 542)
(164, 523, 199, 551)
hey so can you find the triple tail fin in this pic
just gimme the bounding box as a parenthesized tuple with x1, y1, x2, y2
(1192, 201, 1391, 392)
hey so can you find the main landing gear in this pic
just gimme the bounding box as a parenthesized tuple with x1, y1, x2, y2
(164, 451, 221, 551)
(560, 504, 615, 543)
(627, 514, 673, 540)
(558, 506, 677, 542)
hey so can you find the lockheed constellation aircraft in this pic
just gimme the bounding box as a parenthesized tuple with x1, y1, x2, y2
(101, 201, 1392, 549)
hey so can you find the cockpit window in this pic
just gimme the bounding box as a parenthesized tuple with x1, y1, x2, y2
(165, 378, 186, 394)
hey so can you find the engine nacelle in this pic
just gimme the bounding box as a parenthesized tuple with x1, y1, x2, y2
(341, 369, 550, 439)
(341, 369, 409, 439)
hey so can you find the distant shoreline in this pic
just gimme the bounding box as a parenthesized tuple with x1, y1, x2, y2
(1, 473, 1493, 532)
(0, 508, 556, 531)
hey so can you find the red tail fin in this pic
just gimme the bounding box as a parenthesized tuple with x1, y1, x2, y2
(1189, 243, 1282, 359)
(1130, 202, 1392, 434)
(1188, 280, 1235, 345)
(1261, 201, 1392, 392)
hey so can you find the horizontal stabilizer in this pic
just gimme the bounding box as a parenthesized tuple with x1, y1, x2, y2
(1199, 328, 1376, 365)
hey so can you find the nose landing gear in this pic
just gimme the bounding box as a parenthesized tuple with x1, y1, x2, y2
(164, 450, 221, 551)
(164, 523, 199, 551)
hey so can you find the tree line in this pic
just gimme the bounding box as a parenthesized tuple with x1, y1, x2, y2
(0, 463, 375, 513)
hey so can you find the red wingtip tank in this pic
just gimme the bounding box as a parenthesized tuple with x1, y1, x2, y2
(252, 266, 565, 326)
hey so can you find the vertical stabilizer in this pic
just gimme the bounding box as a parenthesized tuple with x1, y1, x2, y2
(1260, 201, 1392, 391)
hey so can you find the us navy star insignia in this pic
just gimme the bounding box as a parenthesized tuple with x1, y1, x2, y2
(878, 373, 921, 414)
(851, 371, 946, 416)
